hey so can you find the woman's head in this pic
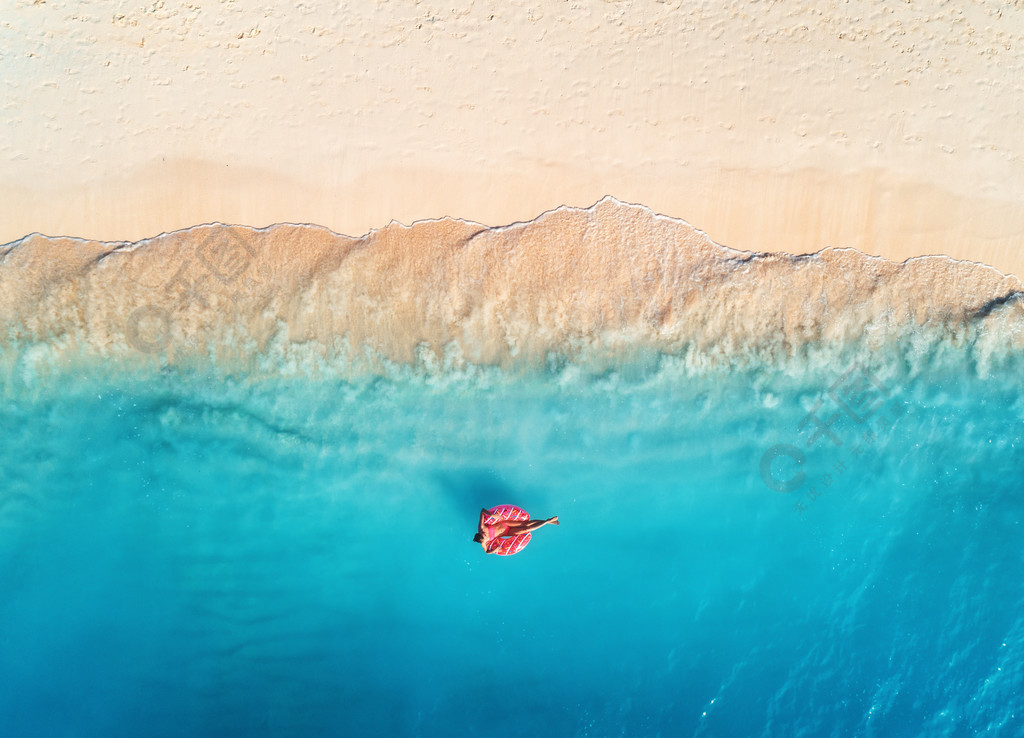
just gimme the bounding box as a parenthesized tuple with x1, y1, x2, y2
(472, 532, 484, 543)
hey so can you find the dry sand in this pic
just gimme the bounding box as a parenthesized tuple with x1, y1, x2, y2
(4, 0, 1024, 276)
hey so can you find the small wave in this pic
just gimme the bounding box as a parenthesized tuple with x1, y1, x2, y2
(1, 197, 1022, 388)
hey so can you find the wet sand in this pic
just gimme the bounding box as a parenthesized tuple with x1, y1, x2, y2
(3, 199, 1022, 383)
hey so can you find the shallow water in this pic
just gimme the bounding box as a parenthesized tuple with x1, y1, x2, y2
(1, 359, 1022, 736)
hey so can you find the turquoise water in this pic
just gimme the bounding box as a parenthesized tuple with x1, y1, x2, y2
(2, 361, 1022, 736)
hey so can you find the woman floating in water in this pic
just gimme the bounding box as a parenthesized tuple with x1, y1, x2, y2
(474, 505, 559, 555)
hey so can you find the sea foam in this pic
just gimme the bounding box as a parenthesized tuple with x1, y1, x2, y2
(1, 197, 1022, 389)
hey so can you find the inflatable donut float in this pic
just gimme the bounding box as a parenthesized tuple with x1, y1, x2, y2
(482, 504, 532, 556)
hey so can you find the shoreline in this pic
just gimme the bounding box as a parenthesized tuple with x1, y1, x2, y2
(2, 199, 1021, 387)
(6, 161, 1023, 280)
(6, 193, 1022, 283)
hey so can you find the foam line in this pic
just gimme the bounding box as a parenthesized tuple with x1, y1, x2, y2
(1, 199, 1022, 383)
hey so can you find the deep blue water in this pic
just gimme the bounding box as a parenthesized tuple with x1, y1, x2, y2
(1, 361, 1022, 736)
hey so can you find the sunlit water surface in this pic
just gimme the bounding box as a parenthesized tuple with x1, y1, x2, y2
(1, 361, 1022, 736)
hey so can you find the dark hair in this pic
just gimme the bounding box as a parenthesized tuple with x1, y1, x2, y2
(473, 533, 484, 543)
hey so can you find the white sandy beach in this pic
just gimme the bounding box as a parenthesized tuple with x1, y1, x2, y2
(4, 0, 1023, 276)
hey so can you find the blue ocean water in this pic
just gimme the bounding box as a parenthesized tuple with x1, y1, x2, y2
(1, 360, 1022, 737)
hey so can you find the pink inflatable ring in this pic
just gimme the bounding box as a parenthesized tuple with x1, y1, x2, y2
(482, 504, 532, 556)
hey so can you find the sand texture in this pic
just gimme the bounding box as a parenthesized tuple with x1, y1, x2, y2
(4, 1, 1024, 277)
(2, 198, 1022, 384)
